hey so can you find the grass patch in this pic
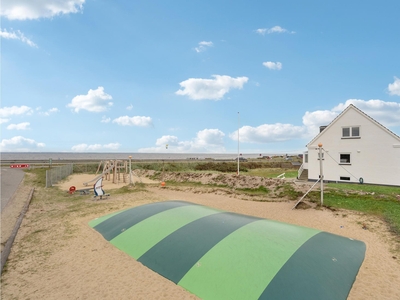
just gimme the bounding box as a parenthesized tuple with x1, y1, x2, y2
(236, 186, 270, 195)
(307, 185, 400, 235)
(274, 183, 303, 200)
(245, 168, 298, 178)
(163, 180, 230, 189)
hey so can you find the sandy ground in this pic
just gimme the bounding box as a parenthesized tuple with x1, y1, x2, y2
(1, 173, 399, 299)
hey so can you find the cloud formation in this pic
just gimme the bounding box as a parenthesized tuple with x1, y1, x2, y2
(140, 129, 226, 153)
(388, 76, 400, 96)
(256, 26, 295, 35)
(101, 116, 111, 123)
(37, 107, 59, 116)
(71, 143, 121, 152)
(263, 61, 282, 70)
(195, 41, 213, 53)
(7, 122, 30, 130)
(112, 116, 153, 127)
(1, 0, 85, 20)
(176, 75, 249, 100)
(0, 105, 33, 117)
(332, 99, 400, 127)
(0, 136, 45, 151)
(67, 87, 113, 113)
(0, 28, 37, 47)
(230, 99, 400, 145)
(230, 124, 306, 143)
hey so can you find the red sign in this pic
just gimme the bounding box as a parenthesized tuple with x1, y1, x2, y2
(10, 164, 30, 168)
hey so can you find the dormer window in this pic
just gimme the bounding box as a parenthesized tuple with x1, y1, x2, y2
(342, 126, 360, 138)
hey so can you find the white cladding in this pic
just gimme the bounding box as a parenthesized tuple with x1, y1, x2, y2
(306, 105, 400, 186)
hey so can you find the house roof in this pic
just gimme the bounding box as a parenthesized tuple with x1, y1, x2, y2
(307, 104, 400, 147)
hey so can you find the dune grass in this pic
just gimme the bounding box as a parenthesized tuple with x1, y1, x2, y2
(307, 183, 400, 235)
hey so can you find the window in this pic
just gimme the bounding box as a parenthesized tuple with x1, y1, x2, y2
(342, 126, 360, 138)
(340, 153, 351, 164)
(340, 176, 350, 181)
(342, 127, 350, 137)
(304, 153, 308, 163)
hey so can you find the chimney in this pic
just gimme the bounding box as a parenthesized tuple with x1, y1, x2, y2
(319, 126, 327, 133)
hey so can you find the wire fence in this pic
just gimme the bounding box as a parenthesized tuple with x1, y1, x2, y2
(45, 164, 74, 188)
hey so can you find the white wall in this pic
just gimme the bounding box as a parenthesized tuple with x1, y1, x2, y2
(307, 108, 400, 186)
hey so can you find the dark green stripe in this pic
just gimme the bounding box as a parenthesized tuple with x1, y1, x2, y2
(178, 220, 320, 300)
(259, 232, 366, 300)
(138, 212, 260, 283)
(110, 205, 220, 259)
(93, 201, 193, 241)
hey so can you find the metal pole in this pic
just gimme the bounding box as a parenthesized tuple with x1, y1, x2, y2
(237, 112, 240, 175)
(129, 156, 132, 185)
(318, 143, 324, 206)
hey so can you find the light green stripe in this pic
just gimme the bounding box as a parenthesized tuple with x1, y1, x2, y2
(178, 219, 320, 300)
(110, 205, 221, 259)
(89, 208, 129, 228)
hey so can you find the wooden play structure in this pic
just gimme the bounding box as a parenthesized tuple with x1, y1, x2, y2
(83, 160, 141, 186)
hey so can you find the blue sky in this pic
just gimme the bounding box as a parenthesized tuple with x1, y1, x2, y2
(1, 0, 400, 154)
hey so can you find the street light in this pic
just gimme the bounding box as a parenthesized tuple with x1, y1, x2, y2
(318, 143, 324, 206)
(128, 155, 132, 185)
(237, 112, 240, 176)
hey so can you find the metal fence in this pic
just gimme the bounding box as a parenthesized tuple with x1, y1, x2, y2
(46, 164, 73, 188)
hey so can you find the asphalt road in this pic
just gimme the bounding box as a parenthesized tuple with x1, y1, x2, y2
(1, 168, 25, 212)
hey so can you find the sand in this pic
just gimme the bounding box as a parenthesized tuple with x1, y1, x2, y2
(1, 173, 399, 299)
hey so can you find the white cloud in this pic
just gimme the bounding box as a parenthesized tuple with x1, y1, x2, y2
(263, 61, 282, 70)
(230, 124, 306, 143)
(67, 87, 113, 113)
(71, 142, 121, 152)
(0, 28, 37, 47)
(101, 116, 111, 123)
(126, 104, 133, 110)
(388, 76, 400, 96)
(0, 136, 45, 152)
(155, 135, 180, 147)
(1, 0, 85, 20)
(332, 99, 400, 127)
(140, 129, 226, 153)
(195, 129, 225, 147)
(302, 110, 338, 133)
(255, 28, 267, 35)
(227, 99, 400, 145)
(112, 116, 153, 127)
(176, 75, 249, 100)
(7, 122, 30, 130)
(0, 118, 10, 124)
(38, 107, 59, 116)
(0, 105, 33, 117)
(195, 41, 213, 53)
(256, 26, 295, 35)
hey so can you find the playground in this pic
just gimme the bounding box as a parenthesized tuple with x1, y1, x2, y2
(54, 160, 158, 193)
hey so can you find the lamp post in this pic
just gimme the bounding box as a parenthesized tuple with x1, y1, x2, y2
(237, 112, 240, 176)
(318, 143, 324, 206)
(128, 155, 132, 185)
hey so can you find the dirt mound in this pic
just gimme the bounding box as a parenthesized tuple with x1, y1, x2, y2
(140, 170, 312, 200)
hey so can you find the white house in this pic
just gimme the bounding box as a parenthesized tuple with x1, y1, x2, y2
(299, 104, 400, 186)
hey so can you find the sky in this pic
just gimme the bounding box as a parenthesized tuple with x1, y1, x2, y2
(1, 0, 400, 154)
